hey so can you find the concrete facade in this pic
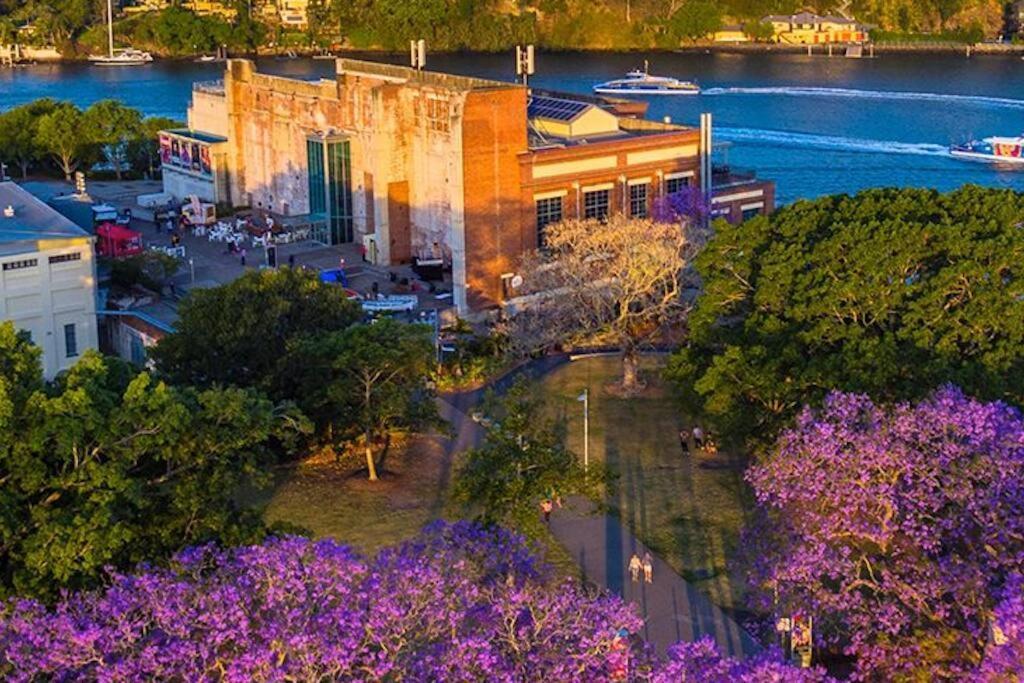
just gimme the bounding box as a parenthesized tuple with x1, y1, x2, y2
(182, 59, 775, 312)
(0, 182, 97, 379)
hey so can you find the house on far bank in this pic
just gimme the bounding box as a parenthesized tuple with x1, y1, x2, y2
(764, 12, 869, 44)
(0, 182, 98, 379)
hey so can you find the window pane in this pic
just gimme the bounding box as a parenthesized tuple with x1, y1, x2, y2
(535, 196, 563, 247)
(629, 183, 648, 218)
(64, 323, 77, 358)
(583, 189, 609, 220)
(666, 176, 690, 195)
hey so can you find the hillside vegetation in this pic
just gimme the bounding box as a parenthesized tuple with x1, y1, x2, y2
(0, 0, 1009, 53)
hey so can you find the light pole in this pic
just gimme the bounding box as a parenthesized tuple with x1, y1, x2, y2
(578, 388, 589, 471)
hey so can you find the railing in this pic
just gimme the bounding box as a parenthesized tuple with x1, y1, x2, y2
(712, 165, 759, 187)
(193, 80, 225, 95)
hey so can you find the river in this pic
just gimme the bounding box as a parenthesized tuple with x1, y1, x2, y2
(3, 50, 1024, 204)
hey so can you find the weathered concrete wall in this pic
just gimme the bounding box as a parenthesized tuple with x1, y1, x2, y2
(187, 90, 229, 138)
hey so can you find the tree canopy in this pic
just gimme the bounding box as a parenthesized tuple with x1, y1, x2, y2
(455, 380, 599, 528)
(0, 521, 833, 681)
(744, 387, 1024, 680)
(0, 323, 308, 599)
(514, 214, 700, 393)
(153, 268, 361, 393)
(667, 186, 1024, 443)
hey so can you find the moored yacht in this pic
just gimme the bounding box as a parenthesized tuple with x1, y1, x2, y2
(89, 0, 153, 66)
(950, 136, 1024, 165)
(593, 61, 699, 96)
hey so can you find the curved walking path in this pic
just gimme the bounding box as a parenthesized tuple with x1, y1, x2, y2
(437, 390, 762, 659)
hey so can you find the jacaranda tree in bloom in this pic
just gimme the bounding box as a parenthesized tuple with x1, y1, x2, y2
(745, 387, 1024, 680)
(978, 576, 1024, 680)
(0, 522, 830, 682)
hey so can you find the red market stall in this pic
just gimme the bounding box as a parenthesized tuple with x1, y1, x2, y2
(96, 223, 144, 258)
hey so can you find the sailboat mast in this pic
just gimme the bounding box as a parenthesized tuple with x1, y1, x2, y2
(107, 0, 114, 58)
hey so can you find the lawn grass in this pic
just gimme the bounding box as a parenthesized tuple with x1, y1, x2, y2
(539, 355, 755, 613)
(254, 435, 458, 555)
(252, 431, 584, 578)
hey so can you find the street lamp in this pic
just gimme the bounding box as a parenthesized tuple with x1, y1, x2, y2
(577, 388, 589, 471)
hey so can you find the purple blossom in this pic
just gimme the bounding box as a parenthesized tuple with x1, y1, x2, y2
(652, 186, 712, 225)
(745, 386, 1024, 681)
(0, 522, 822, 681)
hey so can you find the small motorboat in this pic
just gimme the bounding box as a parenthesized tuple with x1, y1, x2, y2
(593, 61, 699, 96)
(950, 136, 1024, 166)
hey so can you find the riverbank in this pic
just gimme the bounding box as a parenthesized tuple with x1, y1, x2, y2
(6, 39, 1024, 66)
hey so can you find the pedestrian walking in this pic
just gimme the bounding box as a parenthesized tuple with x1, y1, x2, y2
(693, 426, 705, 450)
(642, 552, 653, 584)
(679, 428, 690, 454)
(540, 498, 553, 524)
(288, 253, 296, 268)
(240, 247, 247, 267)
(628, 553, 642, 583)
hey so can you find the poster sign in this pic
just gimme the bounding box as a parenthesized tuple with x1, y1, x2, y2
(159, 132, 214, 179)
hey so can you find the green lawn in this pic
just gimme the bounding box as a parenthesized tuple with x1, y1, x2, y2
(539, 355, 755, 612)
(254, 436, 458, 555)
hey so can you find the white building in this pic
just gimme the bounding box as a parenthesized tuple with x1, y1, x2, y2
(0, 182, 98, 379)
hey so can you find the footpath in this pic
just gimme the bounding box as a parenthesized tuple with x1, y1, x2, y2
(436, 395, 762, 659)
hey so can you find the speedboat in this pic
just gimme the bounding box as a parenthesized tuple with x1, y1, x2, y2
(950, 136, 1024, 165)
(593, 61, 699, 96)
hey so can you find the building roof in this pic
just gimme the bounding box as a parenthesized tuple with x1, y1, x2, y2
(0, 182, 90, 254)
(765, 12, 860, 26)
(527, 95, 591, 123)
(162, 128, 228, 144)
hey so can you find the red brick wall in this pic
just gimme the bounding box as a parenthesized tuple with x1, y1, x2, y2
(460, 88, 529, 309)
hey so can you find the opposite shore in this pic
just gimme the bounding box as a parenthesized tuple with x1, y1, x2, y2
(5, 41, 1024, 66)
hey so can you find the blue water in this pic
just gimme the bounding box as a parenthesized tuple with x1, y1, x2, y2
(3, 51, 1024, 204)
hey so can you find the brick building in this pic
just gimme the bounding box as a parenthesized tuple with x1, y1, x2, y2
(168, 58, 774, 313)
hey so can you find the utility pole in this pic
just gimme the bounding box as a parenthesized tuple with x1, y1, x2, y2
(515, 44, 535, 86)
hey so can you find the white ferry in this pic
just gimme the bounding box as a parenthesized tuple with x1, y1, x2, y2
(950, 136, 1024, 166)
(593, 61, 700, 96)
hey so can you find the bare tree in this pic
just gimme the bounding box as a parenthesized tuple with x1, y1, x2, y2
(509, 214, 705, 394)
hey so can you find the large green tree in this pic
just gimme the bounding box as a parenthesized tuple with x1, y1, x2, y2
(0, 98, 56, 178)
(84, 99, 143, 180)
(329, 319, 436, 481)
(153, 268, 361, 392)
(455, 379, 599, 529)
(0, 323, 307, 599)
(668, 186, 1024, 444)
(35, 102, 91, 181)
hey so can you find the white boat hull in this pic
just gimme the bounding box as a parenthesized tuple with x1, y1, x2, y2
(950, 149, 1024, 165)
(593, 87, 700, 96)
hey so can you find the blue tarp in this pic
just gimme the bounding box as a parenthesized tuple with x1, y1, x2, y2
(319, 268, 349, 287)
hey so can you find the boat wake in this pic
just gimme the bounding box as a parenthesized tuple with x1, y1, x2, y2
(716, 127, 950, 158)
(703, 86, 1024, 110)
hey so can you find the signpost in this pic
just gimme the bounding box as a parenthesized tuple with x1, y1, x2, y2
(577, 388, 589, 471)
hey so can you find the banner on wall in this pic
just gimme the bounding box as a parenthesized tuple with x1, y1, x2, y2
(159, 133, 215, 179)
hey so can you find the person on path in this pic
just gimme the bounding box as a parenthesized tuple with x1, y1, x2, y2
(642, 552, 653, 584)
(679, 428, 690, 454)
(628, 553, 642, 583)
(540, 499, 553, 524)
(240, 247, 247, 267)
(288, 253, 296, 268)
(693, 426, 705, 450)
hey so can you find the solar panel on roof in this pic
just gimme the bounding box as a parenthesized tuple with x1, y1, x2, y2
(527, 96, 590, 122)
